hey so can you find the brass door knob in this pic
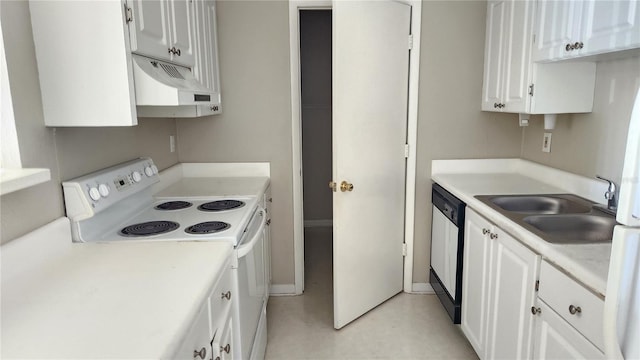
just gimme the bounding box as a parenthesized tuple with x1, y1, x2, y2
(329, 181, 337, 192)
(340, 181, 354, 192)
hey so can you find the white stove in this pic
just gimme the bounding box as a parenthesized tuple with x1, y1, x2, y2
(62, 158, 268, 360)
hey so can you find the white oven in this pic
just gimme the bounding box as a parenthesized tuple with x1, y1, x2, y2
(62, 158, 269, 360)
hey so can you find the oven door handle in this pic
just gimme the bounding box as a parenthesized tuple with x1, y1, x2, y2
(237, 208, 267, 258)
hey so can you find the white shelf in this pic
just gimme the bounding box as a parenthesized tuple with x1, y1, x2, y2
(0, 168, 51, 196)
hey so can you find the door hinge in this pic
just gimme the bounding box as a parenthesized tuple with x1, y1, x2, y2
(408, 35, 414, 50)
(528, 84, 535, 97)
(124, 5, 133, 24)
(535, 280, 540, 291)
(404, 144, 410, 158)
(402, 243, 407, 256)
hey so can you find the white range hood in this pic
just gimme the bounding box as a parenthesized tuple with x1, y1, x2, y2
(132, 54, 214, 106)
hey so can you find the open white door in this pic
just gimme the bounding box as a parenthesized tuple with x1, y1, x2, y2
(332, 0, 411, 329)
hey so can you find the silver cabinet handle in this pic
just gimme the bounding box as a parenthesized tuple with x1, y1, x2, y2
(565, 43, 573, 51)
(531, 306, 541, 315)
(482, 228, 491, 235)
(193, 347, 206, 359)
(490, 233, 498, 240)
(221, 344, 231, 354)
(221, 291, 231, 300)
(569, 305, 582, 315)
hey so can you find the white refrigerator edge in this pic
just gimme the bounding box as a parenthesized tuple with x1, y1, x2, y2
(603, 85, 640, 359)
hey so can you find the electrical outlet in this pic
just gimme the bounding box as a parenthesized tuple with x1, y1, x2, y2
(169, 135, 176, 153)
(542, 133, 552, 153)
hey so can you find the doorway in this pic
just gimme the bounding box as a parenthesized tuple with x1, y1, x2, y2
(300, 9, 333, 312)
(289, 0, 422, 329)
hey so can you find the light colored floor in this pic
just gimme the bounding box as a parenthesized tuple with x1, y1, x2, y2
(265, 227, 479, 359)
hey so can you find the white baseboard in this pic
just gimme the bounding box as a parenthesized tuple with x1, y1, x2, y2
(270, 284, 298, 296)
(304, 219, 332, 227)
(410, 282, 435, 294)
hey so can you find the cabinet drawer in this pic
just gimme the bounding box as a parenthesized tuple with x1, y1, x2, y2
(538, 260, 604, 350)
(209, 264, 233, 325)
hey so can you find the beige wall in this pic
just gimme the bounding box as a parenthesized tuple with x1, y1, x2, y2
(521, 56, 640, 187)
(175, 1, 295, 284)
(0, 1, 178, 244)
(412, 1, 524, 283)
(300, 10, 332, 222)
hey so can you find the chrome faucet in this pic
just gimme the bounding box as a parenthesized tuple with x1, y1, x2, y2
(596, 175, 618, 212)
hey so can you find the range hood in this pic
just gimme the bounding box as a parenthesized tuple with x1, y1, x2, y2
(131, 54, 214, 106)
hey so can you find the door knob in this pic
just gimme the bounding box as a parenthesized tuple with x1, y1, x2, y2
(329, 181, 337, 192)
(340, 181, 354, 192)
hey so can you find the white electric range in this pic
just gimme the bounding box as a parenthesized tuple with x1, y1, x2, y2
(62, 158, 268, 360)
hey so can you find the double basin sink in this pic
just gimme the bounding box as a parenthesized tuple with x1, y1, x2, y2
(474, 194, 618, 244)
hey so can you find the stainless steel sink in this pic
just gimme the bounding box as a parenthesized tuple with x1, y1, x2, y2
(523, 214, 617, 244)
(489, 195, 591, 214)
(474, 193, 617, 244)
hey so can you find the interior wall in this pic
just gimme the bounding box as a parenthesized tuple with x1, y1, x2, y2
(175, 0, 295, 285)
(0, 1, 178, 244)
(413, 1, 524, 284)
(300, 10, 332, 223)
(521, 56, 640, 187)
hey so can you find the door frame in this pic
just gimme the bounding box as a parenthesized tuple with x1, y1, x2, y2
(288, 0, 422, 295)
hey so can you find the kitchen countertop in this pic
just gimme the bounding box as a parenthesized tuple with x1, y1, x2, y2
(432, 160, 612, 298)
(1, 218, 233, 359)
(156, 176, 270, 199)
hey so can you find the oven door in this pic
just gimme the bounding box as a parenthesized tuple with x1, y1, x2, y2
(235, 208, 267, 360)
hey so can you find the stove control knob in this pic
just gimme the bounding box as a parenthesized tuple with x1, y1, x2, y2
(131, 171, 142, 183)
(151, 165, 159, 174)
(98, 183, 110, 197)
(144, 166, 154, 177)
(88, 187, 101, 201)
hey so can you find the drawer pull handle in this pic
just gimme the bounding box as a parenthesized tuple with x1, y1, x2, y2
(569, 305, 582, 315)
(531, 306, 541, 315)
(193, 347, 206, 359)
(482, 228, 491, 235)
(221, 291, 231, 300)
(221, 344, 231, 354)
(490, 233, 498, 239)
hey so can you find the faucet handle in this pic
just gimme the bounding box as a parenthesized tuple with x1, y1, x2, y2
(596, 175, 617, 193)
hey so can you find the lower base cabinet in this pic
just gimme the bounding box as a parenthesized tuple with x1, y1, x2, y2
(461, 208, 540, 359)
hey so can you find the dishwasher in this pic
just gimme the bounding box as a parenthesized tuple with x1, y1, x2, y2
(430, 183, 466, 323)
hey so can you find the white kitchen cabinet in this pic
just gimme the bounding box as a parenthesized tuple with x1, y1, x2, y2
(211, 310, 234, 360)
(128, 0, 196, 68)
(534, 0, 640, 62)
(173, 302, 212, 360)
(29, 1, 138, 126)
(532, 301, 605, 359)
(192, 0, 222, 115)
(481, 0, 597, 114)
(481, 0, 534, 113)
(461, 208, 540, 359)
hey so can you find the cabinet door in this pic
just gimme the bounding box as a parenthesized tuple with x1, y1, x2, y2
(580, 0, 640, 55)
(481, 0, 507, 112)
(533, 300, 605, 359)
(172, 303, 211, 360)
(533, 0, 583, 61)
(129, 0, 172, 62)
(212, 311, 233, 360)
(485, 228, 540, 360)
(501, 0, 535, 113)
(193, 0, 222, 116)
(461, 209, 493, 357)
(167, 0, 196, 67)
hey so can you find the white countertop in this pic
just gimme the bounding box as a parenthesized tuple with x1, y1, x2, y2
(432, 160, 612, 298)
(1, 218, 233, 359)
(156, 177, 270, 199)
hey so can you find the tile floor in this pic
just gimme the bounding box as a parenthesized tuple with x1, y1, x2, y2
(265, 227, 478, 359)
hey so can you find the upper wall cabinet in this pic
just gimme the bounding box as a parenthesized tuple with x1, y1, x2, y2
(534, 0, 640, 62)
(481, 0, 596, 114)
(29, 0, 221, 126)
(128, 0, 197, 68)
